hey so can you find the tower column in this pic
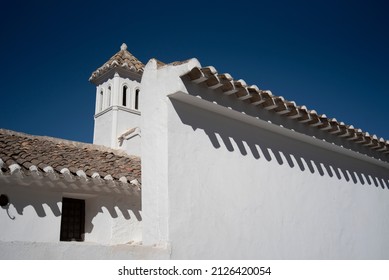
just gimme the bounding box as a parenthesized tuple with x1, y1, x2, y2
(95, 86, 100, 114)
(111, 72, 121, 148)
(111, 106, 118, 148)
(90, 44, 144, 156)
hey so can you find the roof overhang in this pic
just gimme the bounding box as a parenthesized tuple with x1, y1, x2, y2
(177, 65, 389, 164)
(89, 67, 143, 85)
(0, 168, 140, 197)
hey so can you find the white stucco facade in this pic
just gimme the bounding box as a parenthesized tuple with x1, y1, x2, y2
(93, 73, 141, 156)
(140, 58, 389, 259)
(0, 179, 142, 245)
(0, 171, 169, 259)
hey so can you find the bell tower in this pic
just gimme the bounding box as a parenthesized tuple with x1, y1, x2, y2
(89, 43, 143, 156)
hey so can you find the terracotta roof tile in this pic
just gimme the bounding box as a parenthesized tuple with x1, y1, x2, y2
(89, 43, 144, 82)
(181, 66, 389, 162)
(0, 129, 141, 186)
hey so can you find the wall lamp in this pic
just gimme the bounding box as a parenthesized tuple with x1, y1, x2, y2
(0, 194, 9, 207)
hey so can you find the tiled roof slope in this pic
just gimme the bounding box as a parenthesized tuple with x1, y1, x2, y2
(182, 66, 389, 161)
(0, 129, 141, 185)
(89, 43, 144, 82)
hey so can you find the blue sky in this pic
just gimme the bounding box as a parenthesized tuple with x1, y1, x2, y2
(1, 0, 388, 143)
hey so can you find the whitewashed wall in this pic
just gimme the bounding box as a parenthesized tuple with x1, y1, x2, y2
(93, 109, 114, 147)
(116, 108, 141, 156)
(0, 241, 169, 260)
(141, 59, 389, 259)
(0, 177, 143, 259)
(0, 185, 62, 243)
(93, 75, 141, 156)
(167, 100, 389, 259)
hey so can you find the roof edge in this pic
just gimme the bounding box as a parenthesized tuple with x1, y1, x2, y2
(180, 66, 389, 161)
(0, 128, 136, 159)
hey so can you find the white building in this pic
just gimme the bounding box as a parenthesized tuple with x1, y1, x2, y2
(90, 43, 143, 157)
(1, 43, 389, 259)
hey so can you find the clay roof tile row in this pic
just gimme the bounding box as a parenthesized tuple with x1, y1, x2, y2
(182, 66, 389, 160)
(0, 129, 141, 188)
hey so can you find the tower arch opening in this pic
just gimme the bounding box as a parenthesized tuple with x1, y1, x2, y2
(122, 85, 128, 107)
(135, 89, 140, 110)
(99, 89, 104, 111)
(107, 86, 112, 107)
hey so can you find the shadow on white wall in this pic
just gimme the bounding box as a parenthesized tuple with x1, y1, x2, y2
(171, 98, 389, 190)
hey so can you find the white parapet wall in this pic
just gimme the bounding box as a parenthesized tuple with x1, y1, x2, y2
(140, 58, 389, 259)
(140, 58, 201, 248)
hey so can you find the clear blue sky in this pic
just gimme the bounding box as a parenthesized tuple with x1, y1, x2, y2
(1, 0, 388, 143)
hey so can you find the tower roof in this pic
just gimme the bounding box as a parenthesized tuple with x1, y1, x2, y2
(89, 43, 144, 83)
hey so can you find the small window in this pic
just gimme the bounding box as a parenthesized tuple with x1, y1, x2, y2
(60, 198, 85, 242)
(122, 86, 127, 106)
(107, 86, 112, 107)
(135, 89, 140, 110)
(99, 90, 104, 111)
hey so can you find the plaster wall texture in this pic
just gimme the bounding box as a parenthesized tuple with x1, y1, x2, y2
(116, 108, 141, 156)
(141, 59, 200, 246)
(0, 185, 62, 243)
(167, 100, 389, 259)
(93, 108, 114, 147)
(140, 59, 389, 259)
(0, 180, 142, 247)
(0, 241, 169, 260)
(83, 193, 142, 245)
